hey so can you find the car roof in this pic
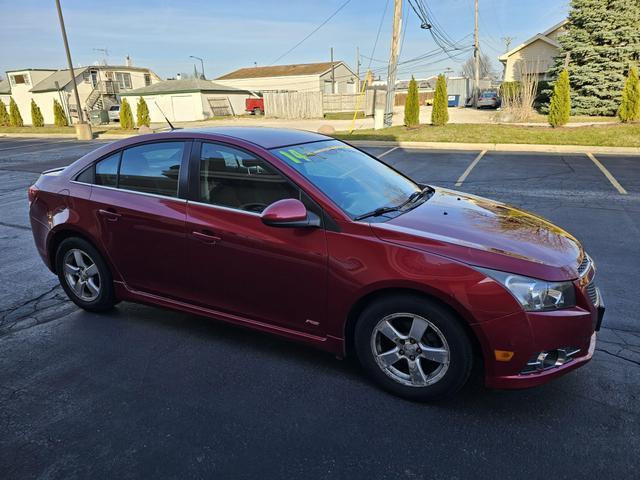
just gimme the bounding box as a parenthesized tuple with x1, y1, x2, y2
(178, 127, 331, 149)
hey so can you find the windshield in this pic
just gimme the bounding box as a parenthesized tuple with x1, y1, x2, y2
(271, 140, 420, 219)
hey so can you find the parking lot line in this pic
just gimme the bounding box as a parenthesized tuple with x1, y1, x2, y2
(455, 150, 487, 187)
(377, 146, 399, 158)
(587, 153, 628, 195)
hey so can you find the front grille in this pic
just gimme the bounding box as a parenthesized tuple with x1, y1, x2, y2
(578, 254, 591, 277)
(586, 282, 598, 306)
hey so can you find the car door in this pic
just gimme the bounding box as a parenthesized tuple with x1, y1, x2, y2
(88, 140, 191, 300)
(184, 141, 329, 335)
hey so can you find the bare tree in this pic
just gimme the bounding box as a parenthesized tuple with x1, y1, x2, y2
(499, 60, 539, 122)
(460, 53, 496, 79)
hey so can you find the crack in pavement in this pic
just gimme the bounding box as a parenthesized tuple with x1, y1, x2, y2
(0, 220, 31, 231)
(595, 348, 640, 367)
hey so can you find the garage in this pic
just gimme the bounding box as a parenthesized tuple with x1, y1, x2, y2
(120, 78, 251, 123)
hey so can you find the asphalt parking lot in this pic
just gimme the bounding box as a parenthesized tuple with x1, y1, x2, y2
(1, 137, 639, 479)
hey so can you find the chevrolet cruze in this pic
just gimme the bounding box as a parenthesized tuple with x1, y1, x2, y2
(28, 127, 604, 400)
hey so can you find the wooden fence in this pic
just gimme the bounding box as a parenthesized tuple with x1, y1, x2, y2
(264, 90, 383, 118)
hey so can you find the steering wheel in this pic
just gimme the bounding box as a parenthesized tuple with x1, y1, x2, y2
(239, 203, 268, 213)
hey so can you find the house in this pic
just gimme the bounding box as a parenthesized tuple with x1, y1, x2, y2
(2, 64, 161, 125)
(119, 78, 252, 123)
(499, 20, 568, 82)
(216, 61, 359, 94)
(0, 79, 11, 106)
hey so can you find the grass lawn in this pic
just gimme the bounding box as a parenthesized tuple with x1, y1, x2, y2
(324, 111, 367, 120)
(0, 126, 76, 134)
(335, 123, 640, 148)
(523, 114, 618, 124)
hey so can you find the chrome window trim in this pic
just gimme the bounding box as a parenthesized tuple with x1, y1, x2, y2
(69, 180, 187, 203)
(187, 199, 261, 217)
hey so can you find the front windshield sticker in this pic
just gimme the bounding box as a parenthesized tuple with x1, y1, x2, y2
(279, 145, 350, 164)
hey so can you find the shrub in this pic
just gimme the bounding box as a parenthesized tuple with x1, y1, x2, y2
(9, 98, 23, 127)
(136, 97, 150, 127)
(404, 76, 420, 127)
(618, 66, 640, 123)
(119, 98, 134, 129)
(431, 74, 448, 126)
(31, 100, 44, 127)
(53, 99, 68, 127)
(548, 69, 571, 127)
(0, 100, 8, 126)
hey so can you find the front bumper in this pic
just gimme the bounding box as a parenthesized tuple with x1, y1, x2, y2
(474, 286, 604, 390)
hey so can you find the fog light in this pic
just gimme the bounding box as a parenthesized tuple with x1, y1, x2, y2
(521, 347, 580, 374)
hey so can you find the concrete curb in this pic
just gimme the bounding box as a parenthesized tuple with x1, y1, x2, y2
(0, 132, 135, 141)
(347, 140, 640, 155)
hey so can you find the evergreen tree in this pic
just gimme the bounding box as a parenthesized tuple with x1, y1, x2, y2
(548, 70, 571, 127)
(136, 97, 150, 127)
(0, 100, 8, 126)
(549, 0, 640, 116)
(9, 98, 23, 127)
(404, 77, 420, 127)
(431, 74, 449, 126)
(31, 100, 44, 127)
(618, 66, 640, 122)
(119, 98, 134, 129)
(53, 99, 68, 127)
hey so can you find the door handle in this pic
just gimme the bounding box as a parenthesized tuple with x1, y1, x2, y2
(192, 231, 221, 245)
(98, 208, 121, 221)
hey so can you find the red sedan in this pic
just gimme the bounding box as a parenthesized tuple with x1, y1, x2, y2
(28, 127, 604, 400)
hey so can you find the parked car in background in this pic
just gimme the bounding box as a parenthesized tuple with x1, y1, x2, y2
(245, 97, 264, 115)
(108, 105, 120, 122)
(28, 127, 603, 401)
(477, 90, 500, 109)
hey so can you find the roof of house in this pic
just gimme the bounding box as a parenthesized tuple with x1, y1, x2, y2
(0, 80, 10, 94)
(30, 67, 89, 93)
(498, 20, 568, 63)
(120, 78, 250, 96)
(216, 62, 348, 80)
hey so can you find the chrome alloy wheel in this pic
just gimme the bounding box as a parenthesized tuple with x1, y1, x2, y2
(63, 248, 101, 302)
(371, 313, 450, 387)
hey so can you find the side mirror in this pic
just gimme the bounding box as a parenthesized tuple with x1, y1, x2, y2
(261, 199, 321, 228)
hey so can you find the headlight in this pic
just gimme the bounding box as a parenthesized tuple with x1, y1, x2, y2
(477, 267, 576, 311)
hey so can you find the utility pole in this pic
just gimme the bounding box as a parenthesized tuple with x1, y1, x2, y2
(55, 0, 91, 139)
(355, 46, 360, 92)
(501, 36, 515, 53)
(384, 0, 402, 127)
(473, 0, 480, 107)
(330, 47, 335, 94)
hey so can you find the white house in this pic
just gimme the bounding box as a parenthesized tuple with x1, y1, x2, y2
(120, 78, 252, 123)
(2, 64, 161, 125)
(216, 61, 359, 94)
(499, 20, 568, 82)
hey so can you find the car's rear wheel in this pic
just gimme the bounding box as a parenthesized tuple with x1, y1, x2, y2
(55, 237, 116, 312)
(355, 295, 473, 401)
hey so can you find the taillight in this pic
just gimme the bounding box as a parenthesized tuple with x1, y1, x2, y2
(28, 184, 39, 204)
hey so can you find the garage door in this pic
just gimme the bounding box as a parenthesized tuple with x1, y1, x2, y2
(171, 95, 195, 122)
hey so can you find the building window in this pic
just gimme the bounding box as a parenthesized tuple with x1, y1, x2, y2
(10, 74, 30, 86)
(115, 72, 132, 90)
(144, 74, 151, 87)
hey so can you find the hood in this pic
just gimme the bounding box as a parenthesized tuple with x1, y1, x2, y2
(371, 188, 583, 282)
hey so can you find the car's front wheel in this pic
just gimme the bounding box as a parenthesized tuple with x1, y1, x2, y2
(55, 237, 116, 312)
(355, 295, 473, 401)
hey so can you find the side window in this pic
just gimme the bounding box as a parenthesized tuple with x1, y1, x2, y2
(95, 153, 120, 187)
(199, 143, 299, 213)
(119, 142, 184, 197)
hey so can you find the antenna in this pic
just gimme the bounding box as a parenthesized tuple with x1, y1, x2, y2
(153, 100, 177, 131)
(93, 47, 109, 65)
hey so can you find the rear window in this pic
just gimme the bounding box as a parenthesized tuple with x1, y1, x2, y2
(109, 106, 120, 111)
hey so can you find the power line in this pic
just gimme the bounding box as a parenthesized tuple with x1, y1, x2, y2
(270, 0, 353, 65)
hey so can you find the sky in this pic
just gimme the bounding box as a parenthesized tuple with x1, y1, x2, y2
(0, 0, 569, 81)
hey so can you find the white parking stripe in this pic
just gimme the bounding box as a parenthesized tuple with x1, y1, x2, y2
(587, 153, 628, 195)
(455, 150, 487, 187)
(377, 146, 399, 158)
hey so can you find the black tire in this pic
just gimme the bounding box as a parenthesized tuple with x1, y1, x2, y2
(253, 107, 263, 116)
(55, 237, 116, 312)
(354, 294, 473, 401)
